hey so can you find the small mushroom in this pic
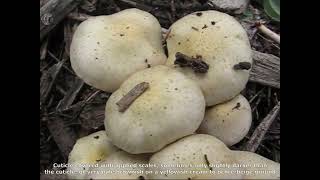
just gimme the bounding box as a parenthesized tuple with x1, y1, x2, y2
(165, 10, 252, 106)
(67, 131, 119, 179)
(232, 151, 280, 179)
(70, 8, 167, 92)
(86, 151, 149, 179)
(105, 65, 206, 154)
(147, 134, 243, 179)
(197, 94, 252, 146)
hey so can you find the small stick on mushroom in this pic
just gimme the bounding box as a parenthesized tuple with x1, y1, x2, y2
(255, 21, 280, 44)
(234, 62, 252, 70)
(174, 52, 209, 73)
(204, 154, 213, 171)
(116, 82, 149, 112)
(243, 101, 280, 152)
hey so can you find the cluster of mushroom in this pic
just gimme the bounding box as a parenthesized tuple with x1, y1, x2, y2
(67, 8, 280, 179)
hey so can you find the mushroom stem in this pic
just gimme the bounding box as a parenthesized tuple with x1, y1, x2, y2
(243, 101, 280, 152)
(116, 82, 149, 112)
(174, 52, 209, 73)
(255, 22, 280, 44)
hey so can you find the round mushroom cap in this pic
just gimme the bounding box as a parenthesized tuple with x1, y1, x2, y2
(148, 134, 243, 179)
(86, 151, 149, 179)
(165, 10, 252, 106)
(232, 151, 280, 179)
(198, 94, 252, 146)
(105, 65, 206, 154)
(70, 8, 167, 92)
(67, 131, 119, 179)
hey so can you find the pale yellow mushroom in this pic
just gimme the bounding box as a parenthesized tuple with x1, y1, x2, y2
(148, 134, 243, 179)
(198, 94, 252, 146)
(70, 8, 167, 92)
(67, 131, 119, 179)
(105, 65, 206, 154)
(148, 134, 280, 179)
(166, 10, 252, 106)
(86, 151, 149, 179)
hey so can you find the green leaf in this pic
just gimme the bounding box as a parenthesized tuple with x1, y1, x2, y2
(254, 0, 264, 5)
(263, 0, 280, 22)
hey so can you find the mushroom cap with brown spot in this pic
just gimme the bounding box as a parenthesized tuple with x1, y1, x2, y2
(67, 131, 120, 179)
(86, 151, 149, 179)
(70, 8, 167, 92)
(166, 10, 252, 106)
(232, 151, 280, 179)
(147, 134, 243, 179)
(198, 94, 252, 146)
(105, 65, 206, 154)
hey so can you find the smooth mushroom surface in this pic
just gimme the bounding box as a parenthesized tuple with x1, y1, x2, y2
(198, 94, 252, 146)
(70, 8, 167, 92)
(105, 65, 206, 154)
(165, 10, 252, 106)
(148, 134, 243, 179)
(67, 131, 119, 179)
(86, 151, 149, 179)
(232, 151, 280, 179)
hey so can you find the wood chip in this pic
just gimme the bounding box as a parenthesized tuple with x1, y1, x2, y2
(79, 104, 105, 130)
(67, 12, 92, 21)
(116, 82, 149, 112)
(256, 22, 280, 44)
(174, 52, 209, 73)
(40, 0, 82, 40)
(46, 115, 78, 158)
(63, 21, 73, 56)
(56, 77, 84, 111)
(243, 101, 280, 152)
(40, 37, 49, 60)
(40, 60, 65, 106)
(250, 50, 280, 88)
